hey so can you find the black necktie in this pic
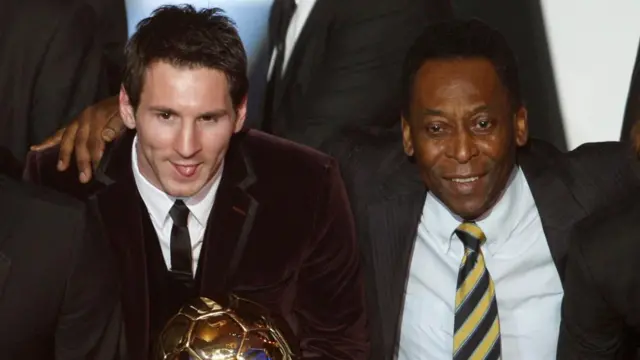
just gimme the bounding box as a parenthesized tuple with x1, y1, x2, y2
(263, 0, 297, 132)
(169, 200, 192, 278)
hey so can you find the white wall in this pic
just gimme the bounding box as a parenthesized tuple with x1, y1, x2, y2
(540, 0, 640, 149)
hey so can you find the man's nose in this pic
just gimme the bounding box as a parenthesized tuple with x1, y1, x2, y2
(175, 121, 201, 158)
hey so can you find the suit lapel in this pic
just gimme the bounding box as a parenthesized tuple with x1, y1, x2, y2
(518, 142, 586, 283)
(272, 0, 334, 110)
(91, 130, 149, 359)
(198, 132, 259, 299)
(364, 154, 426, 354)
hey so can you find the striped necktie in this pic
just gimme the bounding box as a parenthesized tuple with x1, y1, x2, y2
(453, 222, 501, 360)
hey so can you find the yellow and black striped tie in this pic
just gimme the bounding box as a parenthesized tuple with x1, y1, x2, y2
(453, 222, 501, 360)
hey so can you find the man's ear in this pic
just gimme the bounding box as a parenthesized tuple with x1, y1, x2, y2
(119, 86, 136, 130)
(233, 96, 248, 133)
(514, 106, 529, 147)
(402, 116, 414, 156)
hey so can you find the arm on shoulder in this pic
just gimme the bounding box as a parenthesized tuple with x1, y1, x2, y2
(24, 145, 101, 200)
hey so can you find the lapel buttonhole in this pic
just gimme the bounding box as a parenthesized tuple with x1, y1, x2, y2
(232, 206, 247, 216)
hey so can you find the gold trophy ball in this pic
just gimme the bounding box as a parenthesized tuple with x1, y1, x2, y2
(155, 295, 298, 360)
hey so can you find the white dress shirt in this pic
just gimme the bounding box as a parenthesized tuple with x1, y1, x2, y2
(267, 0, 317, 80)
(131, 136, 223, 275)
(398, 167, 564, 359)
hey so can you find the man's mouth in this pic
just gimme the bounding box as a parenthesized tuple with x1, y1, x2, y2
(173, 163, 200, 178)
(441, 173, 487, 195)
(450, 176, 480, 183)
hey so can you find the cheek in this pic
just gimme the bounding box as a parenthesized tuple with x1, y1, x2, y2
(414, 143, 446, 183)
(138, 134, 173, 161)
(414, 139, 444, 165)
(475, 135, 515, 167)
(137, 121, 175, 147)
(199, 127, 234, 158)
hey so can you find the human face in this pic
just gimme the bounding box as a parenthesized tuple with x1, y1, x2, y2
(120, 61, 246, 197)
(402, 58, 528, 220)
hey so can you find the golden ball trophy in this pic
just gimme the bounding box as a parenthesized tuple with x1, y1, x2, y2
(154, 295, 299, 360)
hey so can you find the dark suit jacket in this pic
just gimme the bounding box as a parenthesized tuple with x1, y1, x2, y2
(0, 0, 108, 162)
(24, 129, 368, 360)
(85, 0, 128, 95)
(258, 0, 453, 149)
(557, 190, 640, 360)
(0, 148, 121, 359)
(620, 40, 640, 141)
(329, 129, 640, 360)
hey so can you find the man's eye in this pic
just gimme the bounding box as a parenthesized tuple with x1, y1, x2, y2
(428, 124, 442, 133)
(200, 115, 218, 122)
(476, 119, 492, 130)
(158, 112, 171, 120)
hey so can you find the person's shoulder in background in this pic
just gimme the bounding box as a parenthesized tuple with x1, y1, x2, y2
(320, 125, 407, 205)
(562, 140, 640, 211)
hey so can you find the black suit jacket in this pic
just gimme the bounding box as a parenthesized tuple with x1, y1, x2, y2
(330, 129, 640, 360)
(0, 148, 121, 359)
(558, 188, 640, 359)
(259, 0, 453, 149)
(85, 0, 128, 95)
(620, 40, 640, 141)
(25, 129, 369, 360)
(0, 0, 108, 162)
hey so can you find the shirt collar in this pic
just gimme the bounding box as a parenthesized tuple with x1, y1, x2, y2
(131, 135, 222, 228)
(424, 166, 532, 254)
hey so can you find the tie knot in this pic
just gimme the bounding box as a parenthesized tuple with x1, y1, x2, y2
(455, 222, 486, 251)
(169, 200, 190, 227)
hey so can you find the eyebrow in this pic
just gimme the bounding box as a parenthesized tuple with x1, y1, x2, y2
(420, 104, 490, 117)
(147, 106, 229, 118)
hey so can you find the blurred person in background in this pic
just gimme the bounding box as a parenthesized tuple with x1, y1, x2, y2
(258, 0, 453, 149)
(86, 0, 128, 95)
(558, 178, 640, 360)
(559, 48, 640, 355)
(0, 145, 121, 359)
(0, 0, 111, 162)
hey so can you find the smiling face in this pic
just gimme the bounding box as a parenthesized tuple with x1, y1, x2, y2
(120, 61, 246, 198)
(402, 57, 528, 220)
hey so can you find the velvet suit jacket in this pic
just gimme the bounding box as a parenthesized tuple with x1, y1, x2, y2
(254, 0, 453, 149)
(24, 129, 369, 360)
(0, 147, 122, 359)
(329, 129, 640, 360)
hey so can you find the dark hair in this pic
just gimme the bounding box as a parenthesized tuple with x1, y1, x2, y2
(401, 19, 522, 117)
(122, 5, 248, 110)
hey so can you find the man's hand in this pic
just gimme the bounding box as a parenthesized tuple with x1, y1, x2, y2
(31, 96, 125, 183)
